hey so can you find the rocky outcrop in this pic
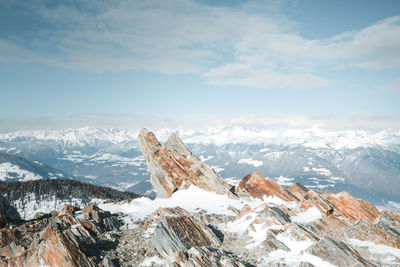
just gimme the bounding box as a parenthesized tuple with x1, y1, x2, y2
(306, 237, 375, 266)
(235, 172, 296, 202)
(299, 189, 335, 216)
(153, 215, 221, 258)
(138, 128, 232, 198)
(151, 207, 253, 266)
(287, 182, 309, 200)
(346, 220, 400, 248)
(327, 191, 380, 223)
(0, 195, 21, 228)
(0, 204, 121, 267)
(172, 246, 251, 267)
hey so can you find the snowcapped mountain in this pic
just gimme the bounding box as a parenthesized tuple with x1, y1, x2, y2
(0, 126, 399, 205)
(0, 152, 71, 181)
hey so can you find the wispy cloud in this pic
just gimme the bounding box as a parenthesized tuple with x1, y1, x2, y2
(380, 77, 400, 91)
(1, 0, 400, 89)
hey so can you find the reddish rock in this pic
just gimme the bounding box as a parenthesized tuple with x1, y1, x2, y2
(299, 190, 335, 216)
(0, 204, 122, 267)
(37, 226, 97, 267)
(287, 182, 309, 201)
(58, 205, 76, 217)
(327, 191, 380, 223)
(152, 215, 221, 258)
(138, 128, 232, 198)
(235, 206, 254, 221)
(235, 172, 296, 202)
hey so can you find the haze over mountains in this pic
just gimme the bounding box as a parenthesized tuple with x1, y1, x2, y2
(0, 126, 399, 209)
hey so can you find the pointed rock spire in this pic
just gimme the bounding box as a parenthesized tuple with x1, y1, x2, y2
(137, 128, 232, 198)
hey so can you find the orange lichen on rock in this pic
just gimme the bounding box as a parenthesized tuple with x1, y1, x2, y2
(235, 172, 296, 202)
(138, 128, 232, 198)
(327, 191, 381, 223)
(287, 182, 309, 201)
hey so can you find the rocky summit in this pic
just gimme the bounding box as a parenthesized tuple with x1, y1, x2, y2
(0, 129, 400, 266)
(138, 128, 232, 198)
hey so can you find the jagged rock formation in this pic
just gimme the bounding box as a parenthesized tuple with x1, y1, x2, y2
(138, 128, 232, 198)
(0, 201, 121, 267)
(305, 237, 374, 267)
(132, 130, 400, 266)
(236, 172, 296, 201)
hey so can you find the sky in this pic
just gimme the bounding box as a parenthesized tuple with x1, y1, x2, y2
(1, 0, 400, 130)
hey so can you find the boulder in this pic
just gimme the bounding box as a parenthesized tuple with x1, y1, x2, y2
(235, 172, 295, 202)
(137, 128, 232, 198)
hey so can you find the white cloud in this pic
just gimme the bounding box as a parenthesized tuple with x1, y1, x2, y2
(2, 1, 400, 89)
(204, 63, 330, 89)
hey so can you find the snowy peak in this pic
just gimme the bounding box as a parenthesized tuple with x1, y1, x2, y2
(1, 126, 400, 149)
(0, 127, 137, 147)
(0, 152, 68, 181)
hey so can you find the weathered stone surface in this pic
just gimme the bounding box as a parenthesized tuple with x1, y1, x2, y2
(235, 172, 295, 202)
(299, 189, 335, 217)
(306, 237, 375, 267)
(152, 215, 221, 258)
(284, 223, 319, 242)
(346, 220, 400, 248)
(287, 183, 309, 201)
(171, 246, 253, 267)
(327, 191, 380, 223)
(376, 211, 400, 237)
(0, 195, 21, 228)
(138, 128, 232, 198)
(261, 231, 290, 252)
(0, 204, 122, 267)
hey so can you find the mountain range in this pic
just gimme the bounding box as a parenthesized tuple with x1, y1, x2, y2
(0, 126, 399, 208)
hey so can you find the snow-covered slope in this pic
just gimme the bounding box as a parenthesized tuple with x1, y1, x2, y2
(0, 152, 69, 181)
(0, 179, 140, 219)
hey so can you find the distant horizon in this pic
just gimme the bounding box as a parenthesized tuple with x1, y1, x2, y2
(1, 113, 400, 133)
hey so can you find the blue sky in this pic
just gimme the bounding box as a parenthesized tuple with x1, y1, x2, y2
(0, 0, 400, 126)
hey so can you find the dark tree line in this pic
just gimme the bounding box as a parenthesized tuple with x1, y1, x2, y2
(0, 179, 141, 204)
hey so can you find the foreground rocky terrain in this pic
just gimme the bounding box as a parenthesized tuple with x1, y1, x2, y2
(0, 128, 399, 266)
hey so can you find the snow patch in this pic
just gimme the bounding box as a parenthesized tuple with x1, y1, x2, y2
(0, 162, 43, 181)
(237, 158, 263, 167)
(290, 207, 322, 224)
(275, 176, 294, 186)
(140, 256, 166, 266)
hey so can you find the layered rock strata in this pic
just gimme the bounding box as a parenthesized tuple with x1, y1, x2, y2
(138, 128, 232, 198)
(0, 203, 121, 267)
